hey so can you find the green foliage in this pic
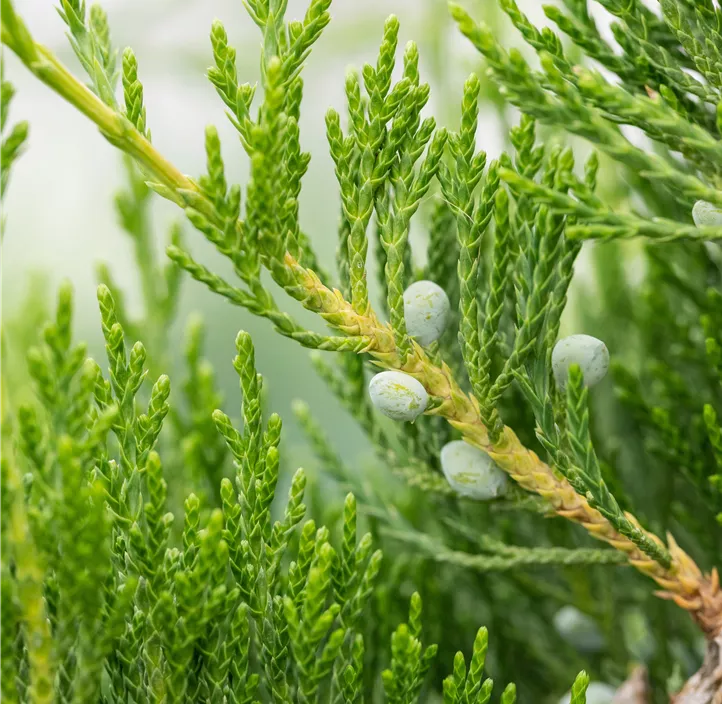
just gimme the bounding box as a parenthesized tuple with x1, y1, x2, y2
(1, 283, 592, 703)
(57, 0, 118, 107)
(0, 65, 28, 205)
(448, 0, 722, 542)
(450, 0, 722, 241)
(97, 158, 184, 373)
(3, 0, 722, 700)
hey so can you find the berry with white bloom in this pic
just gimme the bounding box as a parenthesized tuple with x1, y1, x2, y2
(552, 335, 609, 391)
(553, 606, 604, 653)
(692, 200, 722, 228)
(403, 280, 451, 347)
(440, 440, 509, 500)
(558, 682, 617, 704)
(692, 201, 722, 266)
(368, 371, 428, 422)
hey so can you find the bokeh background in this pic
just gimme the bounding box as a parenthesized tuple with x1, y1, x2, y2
(2, 0, 581, 459)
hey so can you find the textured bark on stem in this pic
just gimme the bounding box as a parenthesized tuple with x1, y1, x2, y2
(672, 634, 722, 704)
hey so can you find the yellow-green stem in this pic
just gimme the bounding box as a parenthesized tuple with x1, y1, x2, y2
(25, 49, 188, 193)
(1, 7, 217, 218)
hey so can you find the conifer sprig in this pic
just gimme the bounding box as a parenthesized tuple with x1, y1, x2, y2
(450, 0, 722, 244)
(3, 0, 719, 640)
(385, 527, 627, 571)
(6, 279, 516, 702)
(4, 2, 722, 698)
(438, 73, 496, 409)
(57, 0, 118, 107)
(565, 364, 672, 568)
(0, 69, 27, 204)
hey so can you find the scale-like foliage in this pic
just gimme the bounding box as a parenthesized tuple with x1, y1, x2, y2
(2, 0, 722, 700)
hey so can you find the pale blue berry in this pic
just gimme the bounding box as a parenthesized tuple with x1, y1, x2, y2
(403, 280, 451, 347)
(552, 335, 609, 391)
(440, 440, 508, 500)
(692, 200, 722, 228)
(553, 606, 604, 653)
(692, 201, 722, 267)
(368, 371, 428, 422)
(558, 682, 617, 704)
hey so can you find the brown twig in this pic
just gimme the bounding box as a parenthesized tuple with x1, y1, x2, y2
(672, 634, 722, 704)
(612, 666, 650, 704)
